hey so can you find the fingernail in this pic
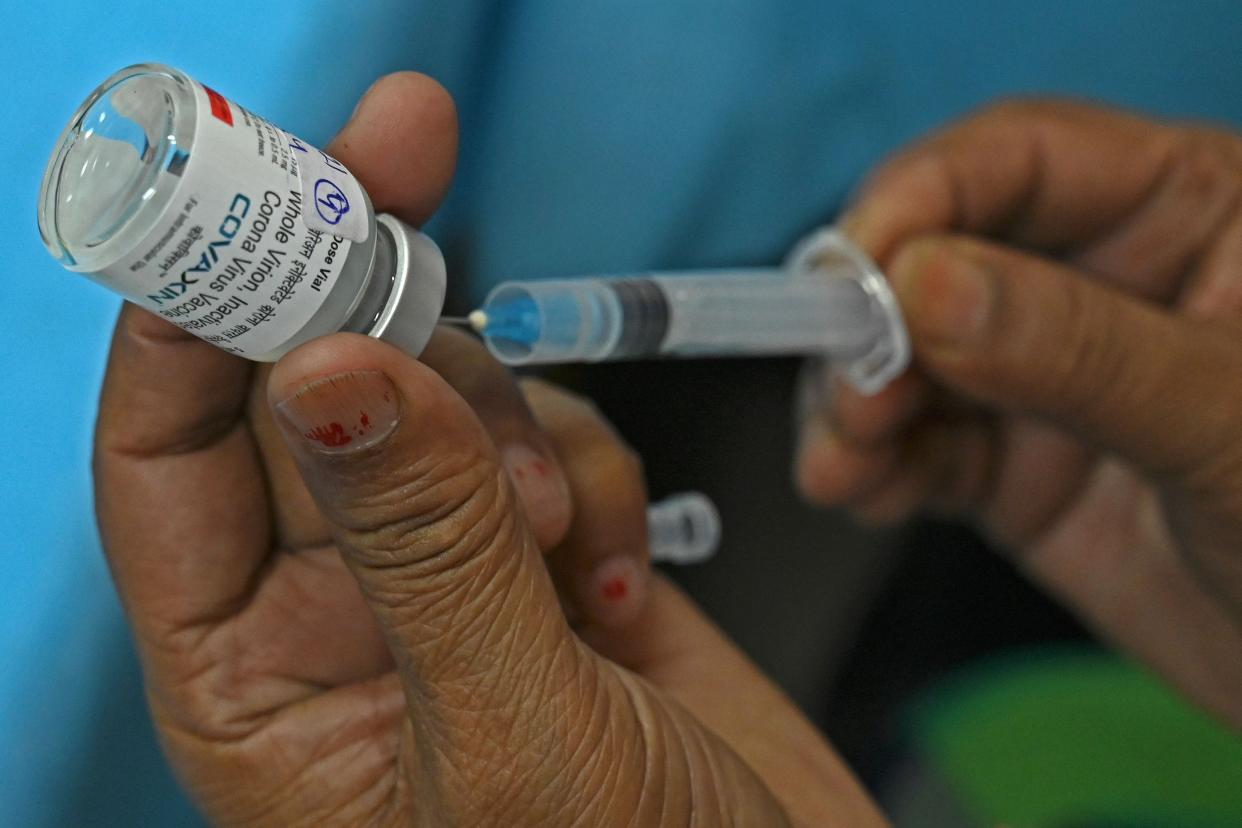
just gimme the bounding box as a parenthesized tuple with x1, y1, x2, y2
(501, 444, 571, 540)
(892, 244, 994, 348)
(275, 370, 400, 455)
(590, 556, 647, 626)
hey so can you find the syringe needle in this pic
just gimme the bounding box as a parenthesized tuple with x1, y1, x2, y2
(438, 311, 489, 332)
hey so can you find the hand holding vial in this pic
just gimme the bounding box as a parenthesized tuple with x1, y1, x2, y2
(86, 73, 884, 826)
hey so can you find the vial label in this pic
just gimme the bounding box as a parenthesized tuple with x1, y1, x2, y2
(293, 134, 370, 244)
(91, 81, 368, 358)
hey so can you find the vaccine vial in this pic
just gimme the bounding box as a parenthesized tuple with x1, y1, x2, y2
(37, 63, 445, 361)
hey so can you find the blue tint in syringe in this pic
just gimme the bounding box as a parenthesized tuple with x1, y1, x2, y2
(464, 228, 910, 394)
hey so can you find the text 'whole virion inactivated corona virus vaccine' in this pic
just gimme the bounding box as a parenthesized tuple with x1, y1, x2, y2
(38, 63, 445, 361)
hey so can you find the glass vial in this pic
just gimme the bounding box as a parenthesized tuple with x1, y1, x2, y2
(37, 63, 445, 361)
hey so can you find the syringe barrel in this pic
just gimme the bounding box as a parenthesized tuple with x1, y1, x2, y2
(478, 228, 910, 393)
(479, 278, 627, 364)
(480, 272, 874, 361)
(652, 270, 880, 359)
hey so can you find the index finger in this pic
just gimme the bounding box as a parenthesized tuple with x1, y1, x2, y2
(94, 305, 262, 644)
(328, 72, 457, 226)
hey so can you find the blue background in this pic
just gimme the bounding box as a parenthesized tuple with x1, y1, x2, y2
(4, 2, 1242, 824)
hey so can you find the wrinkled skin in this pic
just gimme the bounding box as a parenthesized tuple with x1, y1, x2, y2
(798, 100, 1242, 729)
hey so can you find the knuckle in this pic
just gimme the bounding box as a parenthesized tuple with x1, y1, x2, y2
(1168, 323, 1242, 489)
(337, 446, 520, 577)
(867, 144, 948, 200)
(1049, 278, 1131, 415)
(147, 649, 267, 745)
(1165, 127, 1242, 213)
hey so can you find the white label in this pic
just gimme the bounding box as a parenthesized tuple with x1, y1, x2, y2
(88, 81, 369, 358)
(292, 138, 370, 243)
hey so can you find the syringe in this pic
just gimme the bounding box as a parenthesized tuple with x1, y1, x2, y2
(465, 228, 909, 394)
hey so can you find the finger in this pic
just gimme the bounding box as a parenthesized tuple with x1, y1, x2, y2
(521, 378, 651, 628)
(328, 72, 458, 226)
(94, 304, 263, 648)
(421, 329, 572, 550)
(888, 234, 1242, 491)
(244, 72, 462, 549)
(795, 357, 929, 446)
(245, 363, 328, 548)
(794, 418, 900, 507)
(1183, 198, 1242, 317)
(976, 418, 1096, 547)
(842, 100, 1236, 302)
(265, 334, 601, 818)
(846, 415, 999, 527)
(579, 577, 887, 828)
(831, 371, 930, 446)
(793, 358, 922, 504)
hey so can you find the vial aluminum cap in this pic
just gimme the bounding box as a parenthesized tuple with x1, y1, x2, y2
(371, 214, 446, 357)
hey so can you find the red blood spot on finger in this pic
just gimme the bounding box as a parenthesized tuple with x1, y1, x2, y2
(532, 459, 550, 477)
(602, 577, 628, 602)
(305, 423, 352, 447)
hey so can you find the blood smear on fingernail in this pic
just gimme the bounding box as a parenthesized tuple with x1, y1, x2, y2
(306, 422, 352, 447)
(602, 577, 628, 601)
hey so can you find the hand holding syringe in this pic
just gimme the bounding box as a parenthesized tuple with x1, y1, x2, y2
(459, 228, 910, 394)
(451, 229, 908, 566)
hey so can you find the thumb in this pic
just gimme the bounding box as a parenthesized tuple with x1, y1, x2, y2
(266, 334, 794, 824)
(889, 235, 1242, 485)
(266, 333, 595, 819)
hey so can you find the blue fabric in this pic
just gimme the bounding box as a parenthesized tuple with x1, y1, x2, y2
(4, 2, 1242, 824)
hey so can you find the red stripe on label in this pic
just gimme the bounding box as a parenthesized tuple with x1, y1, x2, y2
(204, 85, 233, 126)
